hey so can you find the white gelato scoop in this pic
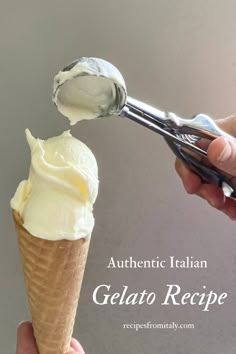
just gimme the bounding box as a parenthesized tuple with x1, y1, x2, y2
(11, 129, 99, 240)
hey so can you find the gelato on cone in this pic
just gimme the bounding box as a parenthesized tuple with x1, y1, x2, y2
(13, 210, 90, 354)
(11, 130, 99, 354)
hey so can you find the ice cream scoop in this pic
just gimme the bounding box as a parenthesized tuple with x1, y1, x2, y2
(11, 129, 99, 240)
(53, 56, 236, 197)
(53, 57, 126, 124)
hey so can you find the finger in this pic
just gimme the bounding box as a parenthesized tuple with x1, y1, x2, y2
(67, 349, 85, 354)
(69, 338, 85, 354)
(16, 321, 38, 354)
(217, 115, 236, 136)
(175, 158, 202, 194)
(176, 157, 236, 215)
(219, 197, 236, 220)
(207, 137, 236, 176)
(196, 183, 225, 209)
(196, 186, 236, 219)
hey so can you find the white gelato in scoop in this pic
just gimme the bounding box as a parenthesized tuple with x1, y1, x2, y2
(11, 129, 99, 240)
(53, 57, 127, 124)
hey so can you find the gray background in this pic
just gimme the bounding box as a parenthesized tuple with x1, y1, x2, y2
(1, 1, 236, 353)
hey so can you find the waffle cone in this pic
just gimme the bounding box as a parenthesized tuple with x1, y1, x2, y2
(13, 210, 90, 354)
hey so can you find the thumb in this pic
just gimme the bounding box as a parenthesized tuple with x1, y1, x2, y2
(67, 338, 85, 354)
(16, 322, 38, 354)
(208, 136, 236, 176)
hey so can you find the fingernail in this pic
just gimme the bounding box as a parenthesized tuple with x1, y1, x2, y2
(217, 139, 232, 162)
(17, 320, 28, 328)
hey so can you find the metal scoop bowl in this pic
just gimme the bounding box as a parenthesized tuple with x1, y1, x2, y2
(53, 57, 236, 198)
